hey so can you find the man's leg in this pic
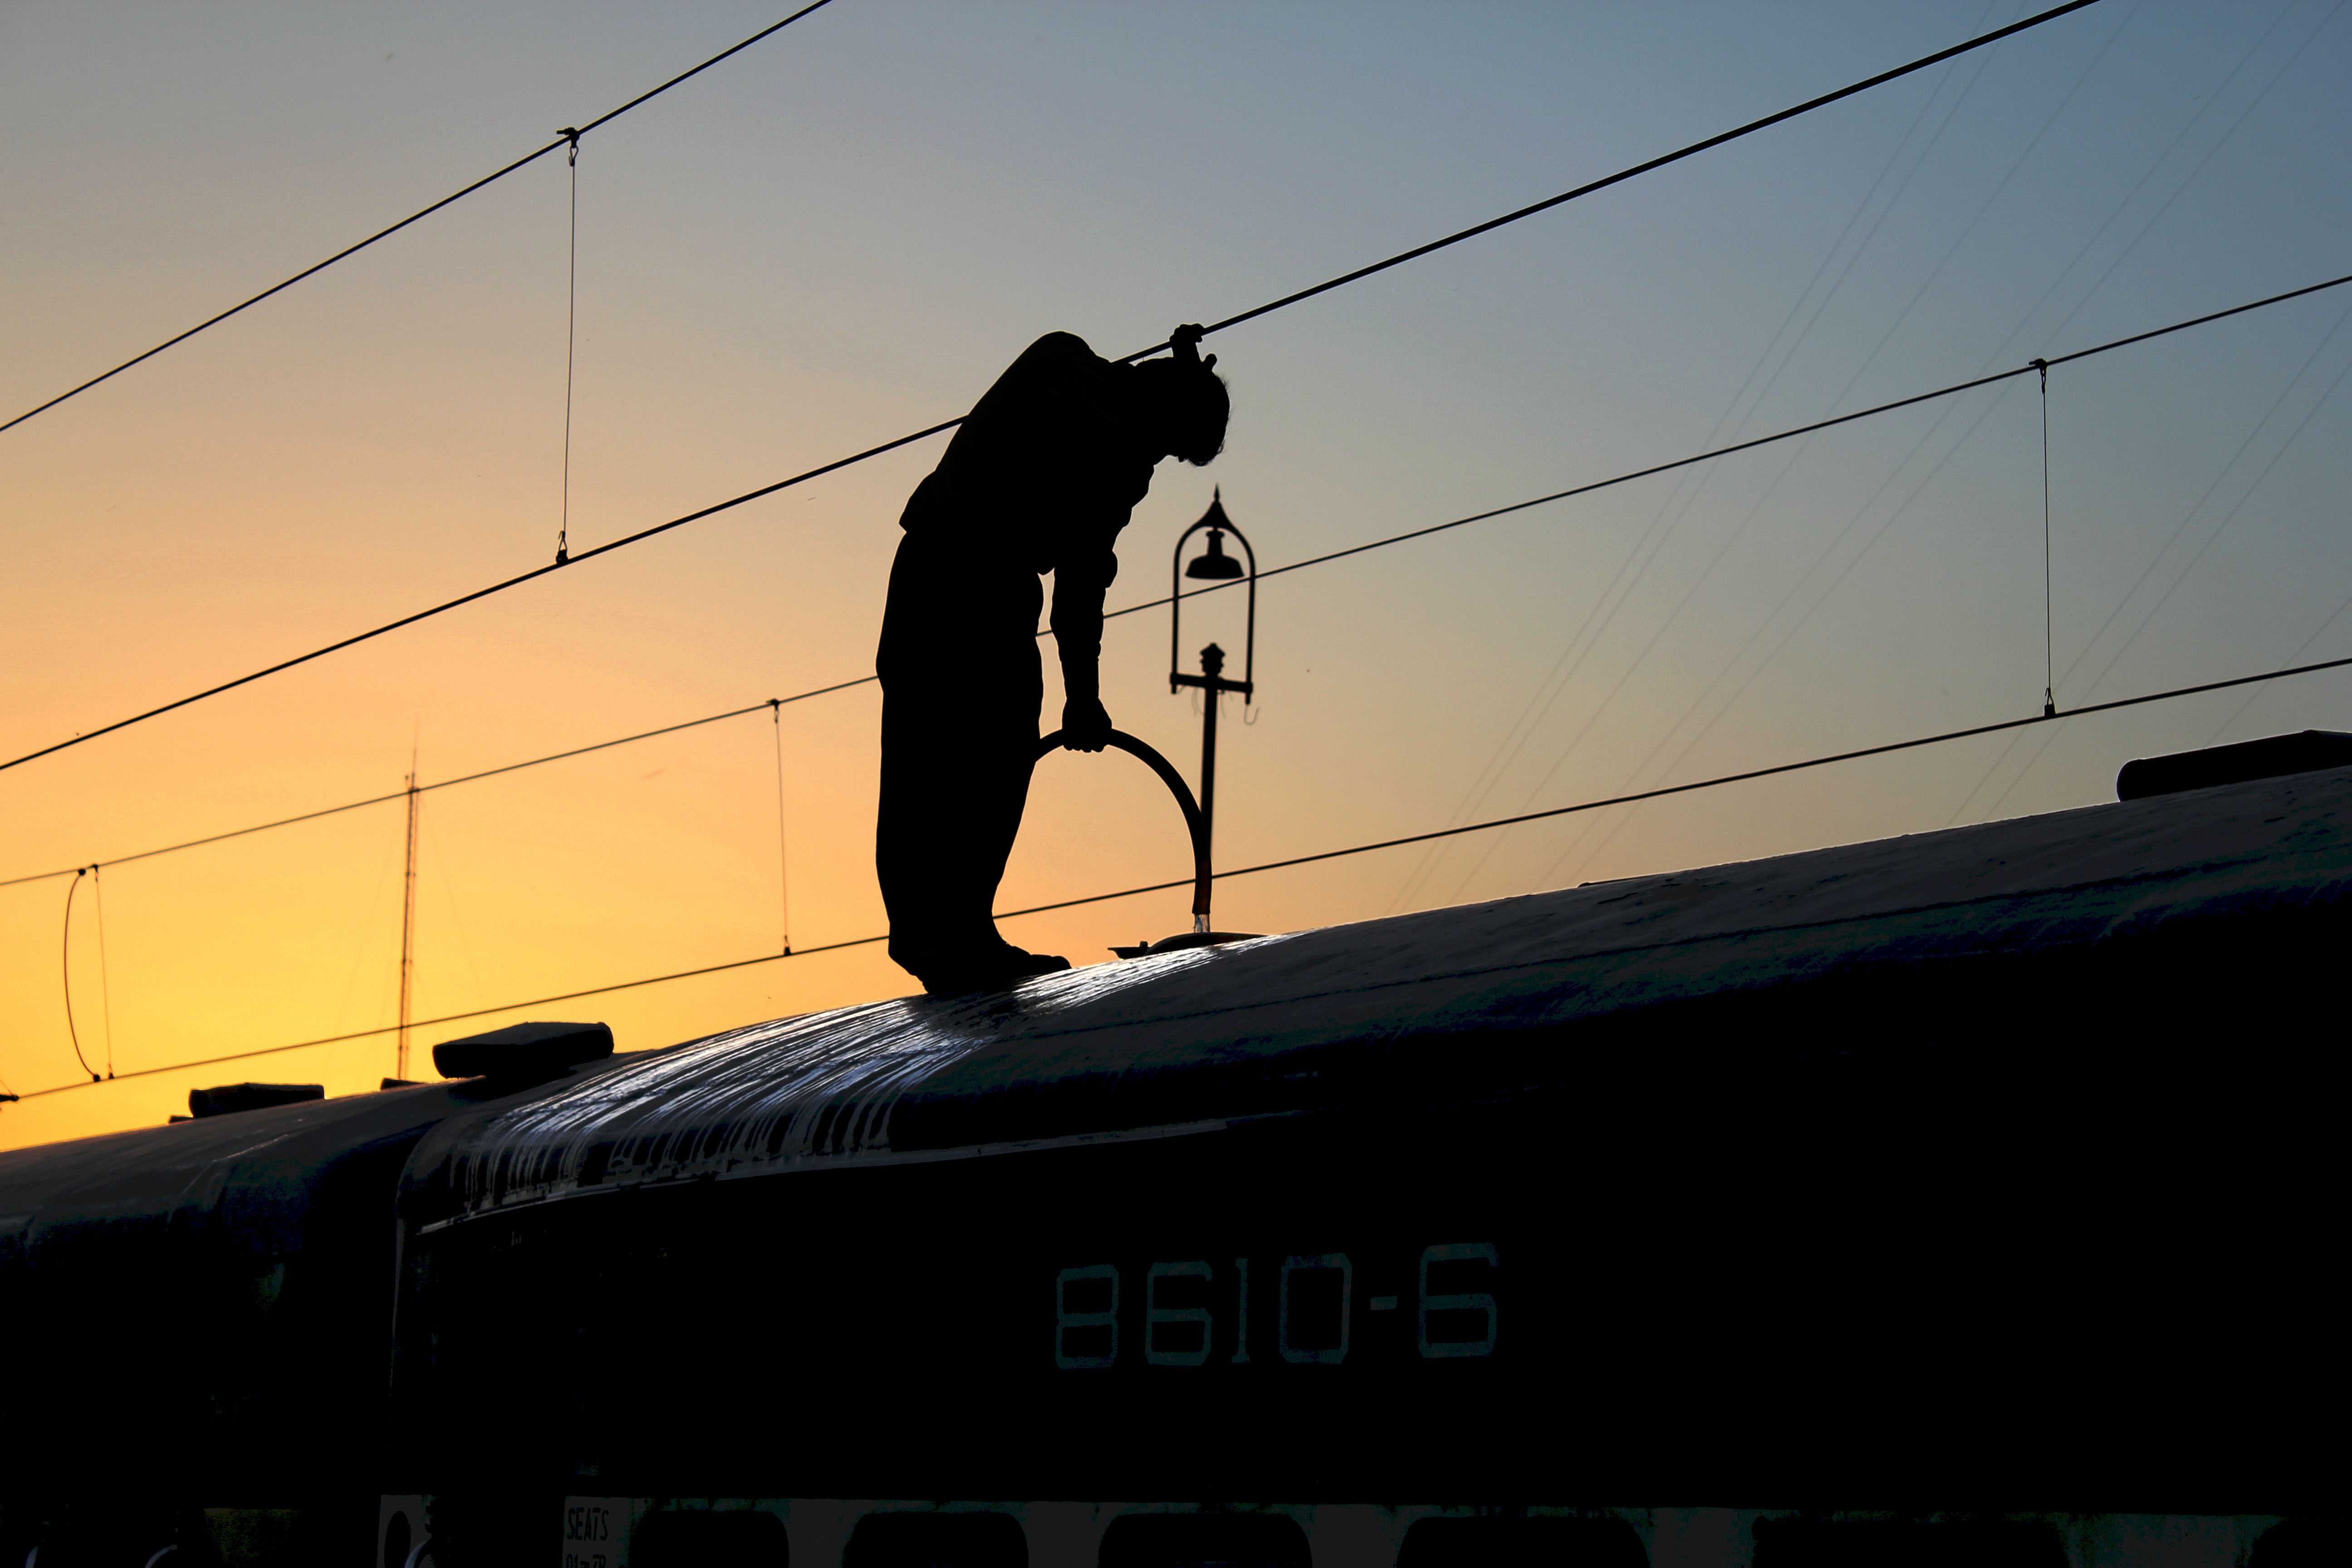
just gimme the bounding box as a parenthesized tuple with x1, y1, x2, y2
(957, 626, 1044, 951)
(877, 686, 1047, 981)
(962, 720, 1041, 949)
(876, 685, 959, 979)
(875, 537, 1054, 990)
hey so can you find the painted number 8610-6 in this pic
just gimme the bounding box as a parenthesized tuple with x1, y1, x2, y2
(1054, 1243, 1497, 1369)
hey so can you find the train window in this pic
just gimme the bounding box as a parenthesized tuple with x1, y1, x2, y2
(1098, 1513, 1309, 1568)
(1397, 1516, 1646, 1568)
(1750, 1520, 2065, 1568)
(631, 1510, 788, 1568)
(844, 1513, 1026, 1568)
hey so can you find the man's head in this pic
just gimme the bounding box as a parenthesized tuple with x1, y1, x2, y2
(1133, 323, 1229, 465)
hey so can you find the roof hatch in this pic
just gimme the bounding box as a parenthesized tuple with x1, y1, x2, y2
(2116, 730, 2352, 801)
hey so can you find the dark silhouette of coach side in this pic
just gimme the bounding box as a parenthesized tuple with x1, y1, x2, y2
(877, 325, 1229, 994)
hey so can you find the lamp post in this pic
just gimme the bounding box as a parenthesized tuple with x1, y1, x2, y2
(1087, 490, 1264, 961)
(1169, 489, 1257, 880)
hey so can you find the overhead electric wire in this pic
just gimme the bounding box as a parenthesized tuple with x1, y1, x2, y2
(0, 1, 838, 440)
(1186, 271, 2352, 596)
(0, 424, 967, 778)
(1166, 0, 2103, 347)
(2058, 298, 2352, 701)
(1536, 379, 2037, 892)
(2204, 591, 2352, 743)
(1469, 0, 2328, 892)
(20, 636, 2352, 1102)
(7, 268, 2347, 896)
(1938, 3, 2351, 825)
(1384, 4, 2027, 916)
(10, 949, 842, 1094)
(1436, 2, 2142, 905)
(94, 865, 117, 1079)
(556, 129, 583, 566)
(1967, 338, 2352, 824)
(60, 869, 101, 1083)
(0, 690, 856, 889)
(0, 0, 2104, 777)
(1562, 49, 2352, 873)
(772, 706, 793, 956)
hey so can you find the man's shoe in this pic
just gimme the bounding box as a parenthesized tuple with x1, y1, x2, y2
(996, 946, 1071, 978)
(918, 946, 1069, 995)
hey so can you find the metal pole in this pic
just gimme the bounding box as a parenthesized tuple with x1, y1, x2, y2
(397, 758, 419, 1081)
(1197, 643, 1223, 933)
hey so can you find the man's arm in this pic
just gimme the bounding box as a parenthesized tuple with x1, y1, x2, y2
(1051, 545, 1117, 751)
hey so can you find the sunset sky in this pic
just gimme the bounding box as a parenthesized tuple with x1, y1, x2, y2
(5, 0, 2348, 1148)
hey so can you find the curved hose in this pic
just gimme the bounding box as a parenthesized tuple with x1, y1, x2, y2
(1035, 729, 1210, 921)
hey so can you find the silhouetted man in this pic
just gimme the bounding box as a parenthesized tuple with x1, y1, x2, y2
(877, 325, 1229, 994)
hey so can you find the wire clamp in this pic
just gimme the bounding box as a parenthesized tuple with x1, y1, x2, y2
(559, 127, 581, 166)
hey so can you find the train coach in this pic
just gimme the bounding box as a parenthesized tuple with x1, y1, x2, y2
(4, 739, 2338, 1568)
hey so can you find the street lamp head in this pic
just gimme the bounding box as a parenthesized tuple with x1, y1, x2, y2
(1186, 529, 1245, 580)
(1170, 487, 1259, 701)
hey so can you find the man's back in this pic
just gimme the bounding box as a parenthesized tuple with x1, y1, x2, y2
(899, 332, 1151, 570)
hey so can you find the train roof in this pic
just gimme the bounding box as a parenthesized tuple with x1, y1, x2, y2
(403, 762, 2352, 1230)
(0, 1075, 576, 1267)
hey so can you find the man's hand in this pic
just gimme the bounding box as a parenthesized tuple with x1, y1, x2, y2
(1060, 695, 1113, 752)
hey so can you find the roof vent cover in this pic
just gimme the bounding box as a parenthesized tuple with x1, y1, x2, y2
(432, 1020, 613, 1083)
(2117, 730, 2352, 801)
(188, 1082, 324, 1118)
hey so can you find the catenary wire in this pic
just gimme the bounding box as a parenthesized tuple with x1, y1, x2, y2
(1172, 0, 2102, 347)
(1442, 0, 2132, 898)
(1938, 0, 2349, 824)
(60, 869, 100, 1083)
(1951, 309, 2352, 820)
(0, 0, 2104, 776)
(1431, 0, 2150, 905)
(0, 693, 838, 888)
(0, 2, 839, 439)
(1190, 271, 2352, 593)
(1560, 0, 2338, 867)
(18, 636, 2351, 1101)
(2040, 358, 2056, 715)
(94, 865, 117, 1078)
(1535, 376, 2038, 891)
(1967, 338, 2352, 824)
(2052, 293, 2352, 707)
(556, 131, 583, 566)
(1573, 7, 2349, 874)
(6, 269, 2347, 893)
(772, 705, 792, 955)
(2204, 590, 2352, 743)
(1382, 5, 2013, 916)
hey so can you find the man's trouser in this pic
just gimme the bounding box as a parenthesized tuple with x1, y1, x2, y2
(875, 532, 1043, 978)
